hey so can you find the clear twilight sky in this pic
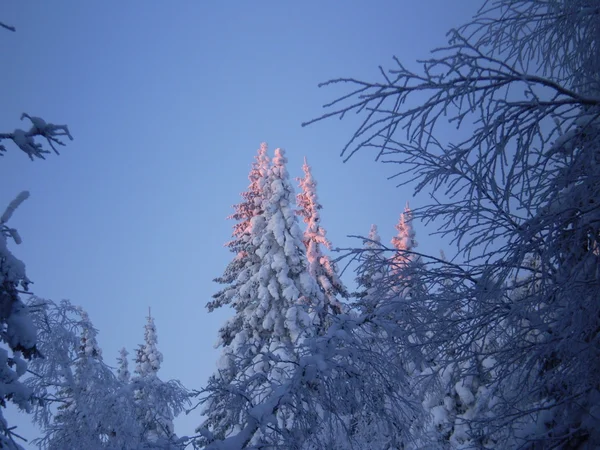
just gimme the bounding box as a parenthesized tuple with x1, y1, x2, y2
(2, 1, 480, 445)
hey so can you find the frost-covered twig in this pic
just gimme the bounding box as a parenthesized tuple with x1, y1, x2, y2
(0, 114, 73, 160)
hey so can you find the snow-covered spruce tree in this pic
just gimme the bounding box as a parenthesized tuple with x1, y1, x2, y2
(390, 203, 418, 275)
(342, 224, 407, 448)
(306, 0, 600, 446)
(196, 147, 324, 448)
(413, 271, 502, 450)
(348, 216, 432, 449)
(0, 192, 38, 449)
(25, 299, 136, 449)
(132, 312, 188, 447)
(353, 224, 386, 315)
(198, 222, 422, 449)
(196, 144, 272, 445)
(296, 157, 347, 328)
(389, 203, 426, 306)
(27, 300, 188, 449)
(199, 299, 417, 450)
(117, 347, 131, 383)
(201, 220, 420, 449)
(208, 143, 271, 348)
(135, 313, 164, 378)
(392, 204, 431, 359)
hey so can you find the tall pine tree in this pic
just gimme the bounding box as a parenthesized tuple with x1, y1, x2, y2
(391, 203, 418, 274)
(390, 203, 425, 305)
(296, 157, 347, 329)
(208, 143, 270, 347)
(198, 147, 323, 448)
(354, 224, 386, 314)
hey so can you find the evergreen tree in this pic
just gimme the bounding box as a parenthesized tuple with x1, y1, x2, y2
(27, 301, 127, 449)
(135, 313, 163, 378)
(248, 146, 322, 377)
(208, 143, 270, 306)
(391, 203, 418, 274)
(200, 223, 418, 449)
(196, 144, 272, 445)
(415, 275, 501, 449)
(354, 224, 386, 314)
(52, 307, 107, 447)
(198, 147, 323, 448)
(117, 347, 130, 384)
(296, 157, 347, 327)
(132, 312, 187, 445)
(389, 203, 426, 304)
(345, 224, 395, 447)
(27, 300, 188, 449)
(208, 143, 271, 348)
(0, 192, 38, 449)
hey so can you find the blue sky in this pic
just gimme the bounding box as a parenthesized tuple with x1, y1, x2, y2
(2, 1, 479, 445)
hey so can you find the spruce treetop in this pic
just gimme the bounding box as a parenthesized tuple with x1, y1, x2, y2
(296, 157, 347, 319)
(135, 313, 163, 377)
(391, 203, 418, 272)
(117, 347, 130, 383)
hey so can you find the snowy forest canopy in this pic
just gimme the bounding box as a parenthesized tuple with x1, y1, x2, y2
(2, 0, 600, 448)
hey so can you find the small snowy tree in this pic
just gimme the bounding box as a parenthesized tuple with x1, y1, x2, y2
(117, 347, 130, 383)
(132, 312, 188, 447)
(26, 299, 137, 449)
(414, 273, 502, 449)
(353, 224, 386, 314)
(347, 219, 433, 449)
(296, 157, 347, 328)
(27, 300, 188, 449)
(135, 313, 163, 378)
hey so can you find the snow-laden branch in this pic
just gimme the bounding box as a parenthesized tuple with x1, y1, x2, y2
(0, 114, 73, 160)
(1, 191, 30, 245)
(304, 0, 600, 446)
(1, 191, 29, 226)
